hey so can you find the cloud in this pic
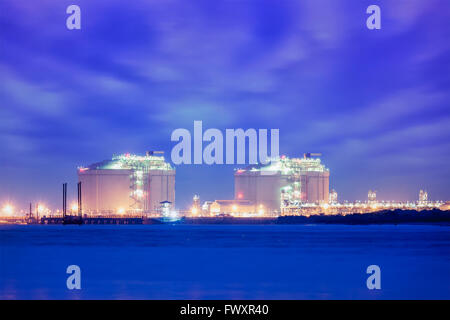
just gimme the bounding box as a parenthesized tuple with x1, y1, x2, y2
(0, 0, 449, 207)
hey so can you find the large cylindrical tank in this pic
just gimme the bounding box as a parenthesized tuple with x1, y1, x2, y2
(78, 154, 175, 215)
(78, 168, 133, 214)
(235, 170, 289, 211)
(304, 171, 330, 203)
(234, 156, 330, 211)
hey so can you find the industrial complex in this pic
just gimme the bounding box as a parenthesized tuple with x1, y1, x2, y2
(1, 151, 448, 222)
(55, 151, 450, 218)
(75, 152, 336, 217)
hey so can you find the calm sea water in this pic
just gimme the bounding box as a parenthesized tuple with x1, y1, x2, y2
(1, 224, 449, 299)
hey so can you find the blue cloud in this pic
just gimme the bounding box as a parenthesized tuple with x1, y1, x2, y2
(0, 0, 449, 208)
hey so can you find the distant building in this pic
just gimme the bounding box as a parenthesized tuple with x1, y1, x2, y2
(78, 152, 175, 215)
(419, 190, 428, 204)
(368, 190, 377, 203)
(329, 189, 338, 203)
(191, 195, 201, 216)
(159, 200, 173, 217)
(209, 199, 258, 216)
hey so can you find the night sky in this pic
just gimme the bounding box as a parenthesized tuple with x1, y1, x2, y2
(0, 0, 449, 210)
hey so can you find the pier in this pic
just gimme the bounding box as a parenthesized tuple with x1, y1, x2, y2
(41, 216, 142, 225)
(40, 215, 163, 225)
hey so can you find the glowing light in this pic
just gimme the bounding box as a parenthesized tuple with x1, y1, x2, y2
(237, 192, 243, 199)
(117, 207, 125, 215)
(2, 204, 14, 216)
(37, 204, 46, 214)
(258, 205, 264, 215)
(191, 207, 198, 215)
(71, 203, 78, 212)
(169, 210, 178, 218)
(232, 205, 238, 212)
(135, 189, 144, 197)
(161, 210, 180, 222)
(135, 171, 143, 178)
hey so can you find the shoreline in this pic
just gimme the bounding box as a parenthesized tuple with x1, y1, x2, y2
(182, 209, 450, 225)
(1, 209, 449, 226)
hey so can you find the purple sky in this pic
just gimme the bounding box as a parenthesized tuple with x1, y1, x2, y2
(0, 0, 449, 209)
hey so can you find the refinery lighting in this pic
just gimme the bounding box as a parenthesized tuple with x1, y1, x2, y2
(37, 204, 47, 214)
(135, 189, 144, 198)
(2, 204, 14, 216)
(117, 207, 125, 215)
(71, 203, 78, 212)
(258, 205, 265, 216)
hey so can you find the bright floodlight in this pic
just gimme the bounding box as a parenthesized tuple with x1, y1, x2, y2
(2, 204, 14, 216)
(71, 203, 78, 212)
(37, 204, 46, 214)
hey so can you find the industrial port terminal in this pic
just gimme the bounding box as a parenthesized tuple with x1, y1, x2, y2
(0, 151, 448, 225)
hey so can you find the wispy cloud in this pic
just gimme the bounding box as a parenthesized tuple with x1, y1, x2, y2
(0, 0, 449, 207)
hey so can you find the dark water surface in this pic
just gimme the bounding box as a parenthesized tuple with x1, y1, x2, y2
(1, 224, 449, 299)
